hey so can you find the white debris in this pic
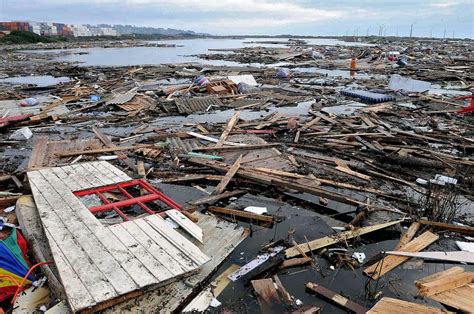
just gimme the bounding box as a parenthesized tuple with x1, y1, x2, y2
(97, 155, 119, 161)
(4, 206, 15, 213)
(9, 127, 33, 140)
(389, 74, 431, 93)
(352, 252, 366, 263)
(416, 178, 428, 185)
(244, 206, 268, 215)
(434, 174, 457, 185)
(210, 298, 222, 308)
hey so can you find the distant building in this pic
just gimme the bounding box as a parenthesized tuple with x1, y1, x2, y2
(0, 21, 119, 37)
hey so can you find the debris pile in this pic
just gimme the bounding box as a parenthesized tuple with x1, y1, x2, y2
(0, 36, 473, 313)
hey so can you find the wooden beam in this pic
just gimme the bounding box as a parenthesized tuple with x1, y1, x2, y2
(279, 257, 312, 269)
(216, 111, 240, 147)
(364, 231, 439, 280)
(92, 127, 136, 170)
(285, 220, 403, 258)
(305, 282, 367, 314)
(368, 297, 452, 314)
(188, 190, 245, 206)
(418, 220, 474, 236)
(417, 271, 474, 297)
(207, 206, 274, 223)
(394, 222, 421, 250)
(193, 143, 279, 152)
(57, 144, 153, 157)
(213, 155, 242, 195)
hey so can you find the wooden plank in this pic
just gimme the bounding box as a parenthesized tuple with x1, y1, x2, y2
(187, 131, 246, 147)
(123, 219, 195, 276)
(429, 285, 474, 312)
(418, 272, 474, 297)
(80, 162, 116, 186)
(56, 165, 93, 190)
(252, 278, 282, 313)
(368, 297, 452, 314)
(165, 209, 203, 243)
(28, 137, 49, 169)
(56, 144, 153, 157)
(415, 267, 465, 287)
(395, 222, 421, 250)
(364, 231, 439, 280)
(100, 161, 131, 181)
(418, 220, 474, 236)
(50, 167, 83, 192)
(30, 170, 139, 294)
(213, 264, 240, 296)
(93, 127, 137, 171)
(309, 110, 337, 124)
(28, 179, 117, 306)
(46, 230, 96, 312)
(208, 206, 274, 223)
(188, 189, 245, 206)
(305, 282, 367, 314)
(212, 155, 242, 195)
(216, 111, 240, 147)
(193, 143, 279, 152)
(285, 220, 403, 258)
(145, 215, 210, 265)
(384, 251, 474, 263)
(279, 257, 312, 269)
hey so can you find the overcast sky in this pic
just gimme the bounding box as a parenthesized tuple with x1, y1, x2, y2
(1, 0, 473, 38)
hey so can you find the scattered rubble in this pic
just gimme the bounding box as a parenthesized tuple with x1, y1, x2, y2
(0, 36, 473, 313)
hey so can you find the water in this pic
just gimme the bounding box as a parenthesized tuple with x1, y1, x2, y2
(0, 75, 71, 87)
(25, 37, 372, 67)
(293, 67, 386, 80)
(151, 99, 314, 128)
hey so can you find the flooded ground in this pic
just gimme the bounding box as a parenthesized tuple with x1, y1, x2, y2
(0, 75, 70, 87)
(23, 37, 373, 67)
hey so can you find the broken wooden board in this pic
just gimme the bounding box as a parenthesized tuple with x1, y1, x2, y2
(212, 154, 242, 195)
(417, 270, 474, 297)
(305, 282, 367, 314)
(383, 251, 474, 264)
(364, 231, 439, 280)
(165, 209, 203, 243)
(28, 137, 105, 170)
(216, 111, 240, 147)
(27, 161, 210, 312)
(285, 220, 403, 258)
(394, 221, 421, 250)
(188, 190, 245, 206)
(208, 206, 274, 223)
(104, 212, 248, 313)
(429, 285, 474, 313)
(368, 297, 453, 314)
(252, 276, 292, 313)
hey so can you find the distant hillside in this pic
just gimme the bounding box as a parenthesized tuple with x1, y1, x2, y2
(97, 24, 209, 36)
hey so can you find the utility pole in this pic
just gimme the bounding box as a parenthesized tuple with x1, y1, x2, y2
(410, 23, 414, 37)
(452, 31, 455, 38)
(430, 29, 432, 38)
(443, 29, 446, 38)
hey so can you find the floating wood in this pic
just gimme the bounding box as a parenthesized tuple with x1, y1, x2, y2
(207, 206, 274, 223)
(417, 271, 474, 297)
(418, 220, 474, 236)
(216, 111, 240, 147)
(279, 257, 312, 269)
(368, 297, 452, 314)
(285, 220, 403, 258)
(305, 282, 367, 314)
(188, 189, 245, 206)
(212, 155, 242, 195)
(364, 231, 439, 280)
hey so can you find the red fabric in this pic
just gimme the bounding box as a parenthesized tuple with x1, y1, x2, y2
(0, 286, 17, 303)
(15, 231, 31, 268)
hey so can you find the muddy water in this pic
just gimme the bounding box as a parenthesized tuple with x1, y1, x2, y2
(157, 183, 473, 313)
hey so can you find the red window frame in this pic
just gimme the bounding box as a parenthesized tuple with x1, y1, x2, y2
(73, 179, 182, 221)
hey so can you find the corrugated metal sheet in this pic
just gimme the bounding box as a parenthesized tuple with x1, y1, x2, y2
(106, 87, 138, 105)
(167, 137, 201, 154)
(341, 89, 395, 104)
(174, 97, 223, 114)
